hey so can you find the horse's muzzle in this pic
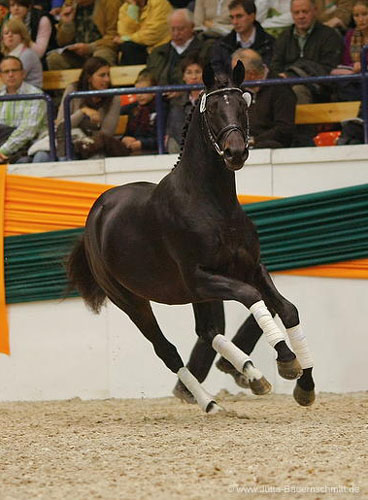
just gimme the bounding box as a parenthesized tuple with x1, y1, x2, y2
(223, 144, 249, 171)
(222, 129, 249, 171)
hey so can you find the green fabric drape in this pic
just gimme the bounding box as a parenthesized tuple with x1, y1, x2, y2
(245, 183, 368, 270)
(5, 228, 81, 304)
(4, 183, 368, 304)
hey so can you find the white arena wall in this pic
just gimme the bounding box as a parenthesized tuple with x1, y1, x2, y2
(1, 145, 367, 402)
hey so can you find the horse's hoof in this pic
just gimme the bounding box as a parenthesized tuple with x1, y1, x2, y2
(206, 401, 224, 414)
(216, 358, 250, 388)
(248, 376, 272, 395)
(293, 384, 316, 407)
(172, 380, 196, 404)
(277, 358, 303, 380)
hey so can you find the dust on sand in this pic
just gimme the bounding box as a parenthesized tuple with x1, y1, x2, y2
(0, 391, 367, 500)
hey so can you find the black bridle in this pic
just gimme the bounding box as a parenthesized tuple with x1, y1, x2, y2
(199, 87, 250, 157)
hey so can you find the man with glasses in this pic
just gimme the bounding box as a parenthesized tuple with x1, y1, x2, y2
(0, 56, 47, 163)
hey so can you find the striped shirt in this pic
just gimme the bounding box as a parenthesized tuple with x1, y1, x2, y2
(0, 81, 47, 157)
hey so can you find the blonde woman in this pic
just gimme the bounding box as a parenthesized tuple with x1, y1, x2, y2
(1, 18, 43, 88)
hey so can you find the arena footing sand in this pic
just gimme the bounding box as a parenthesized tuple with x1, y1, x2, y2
(0, 392, 367, 500)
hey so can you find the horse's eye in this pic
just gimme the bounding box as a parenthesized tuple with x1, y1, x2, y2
(242, 92, 252, 107)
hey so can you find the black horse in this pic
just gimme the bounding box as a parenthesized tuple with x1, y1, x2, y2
(66, 62, 315, 413)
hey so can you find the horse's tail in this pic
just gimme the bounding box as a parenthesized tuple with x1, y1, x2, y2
(65, 235, 107, 314)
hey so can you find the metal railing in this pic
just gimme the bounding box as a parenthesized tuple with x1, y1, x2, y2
(0, 92, 56, 161)
(9, 45, 363, 161)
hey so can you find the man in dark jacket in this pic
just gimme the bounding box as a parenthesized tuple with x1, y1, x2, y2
(270, 0, 344, 103)
(234, 48, 296, 148)
(210, 0, 275, 75)
(146, 8, 213, 86)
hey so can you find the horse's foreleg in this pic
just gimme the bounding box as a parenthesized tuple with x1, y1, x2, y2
(192, 302, 271, 395)
(191, 268, 301, 382)
(218, 313, 271, 393)
(255, 264, 315, 406)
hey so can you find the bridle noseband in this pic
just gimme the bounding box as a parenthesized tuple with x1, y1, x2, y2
(199, 87, 250, 157)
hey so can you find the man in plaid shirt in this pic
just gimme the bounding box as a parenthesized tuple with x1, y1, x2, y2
(0, 56, 47, 163)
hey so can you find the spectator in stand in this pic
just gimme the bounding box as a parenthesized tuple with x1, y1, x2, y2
(146, 8, 213, 86)
(1, 18, 43, 88)
(194, 0, 233, 36)
(255, 0, 293, 36)
(114, 0, 172, 66)
(165, 52, 204, 153)
(233, 47, 296, 148)
(315, 0, 353, 32)
(0, 56, 47, 163)
(210, 0, 275, 75)
(334, 0, 368, 71)
(46, 0, 121, 70)
(120, 69, 158, 154)
(270, 0, 344, 104)
(1, 0, 56, 60)
(331, 0, 368, 100)
(55, 56, 121, 158)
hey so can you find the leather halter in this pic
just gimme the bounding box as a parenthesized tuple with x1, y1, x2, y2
(199, 87, 250, 157)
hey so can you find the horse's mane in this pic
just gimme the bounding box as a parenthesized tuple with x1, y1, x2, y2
(172, 97, 198, 170)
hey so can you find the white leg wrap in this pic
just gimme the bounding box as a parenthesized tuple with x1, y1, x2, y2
(212, 334, 263, 381)
(249, 300, 286, 348)
(177, 367, 214, 412)
(286, 324, 313, 369)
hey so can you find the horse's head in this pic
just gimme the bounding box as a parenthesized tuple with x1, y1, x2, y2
(200, 61, 251, 171)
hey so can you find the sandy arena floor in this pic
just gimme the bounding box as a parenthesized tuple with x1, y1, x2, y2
(0, 391, 367, 500)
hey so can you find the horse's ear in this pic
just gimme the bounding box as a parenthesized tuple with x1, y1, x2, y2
(202, 63, 215, 89)
(232, 60, 245, 87)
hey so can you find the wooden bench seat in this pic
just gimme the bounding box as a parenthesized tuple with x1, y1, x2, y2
(295, 101, 360, 124)
(43, 65, 146, 91)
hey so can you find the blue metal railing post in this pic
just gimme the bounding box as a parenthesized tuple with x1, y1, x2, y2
(63, 93, 74, 161)
(155, 92, 165, 155)
(361, 45, 368, 144)
(44, 94, 56, 161)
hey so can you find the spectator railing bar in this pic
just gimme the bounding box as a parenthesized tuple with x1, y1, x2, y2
(0, 93, 56, 161)
(63, 46, 368, 160)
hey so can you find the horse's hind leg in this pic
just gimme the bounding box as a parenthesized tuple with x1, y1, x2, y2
(104, 283, 222, 413)
(255, 264, 315, 406)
